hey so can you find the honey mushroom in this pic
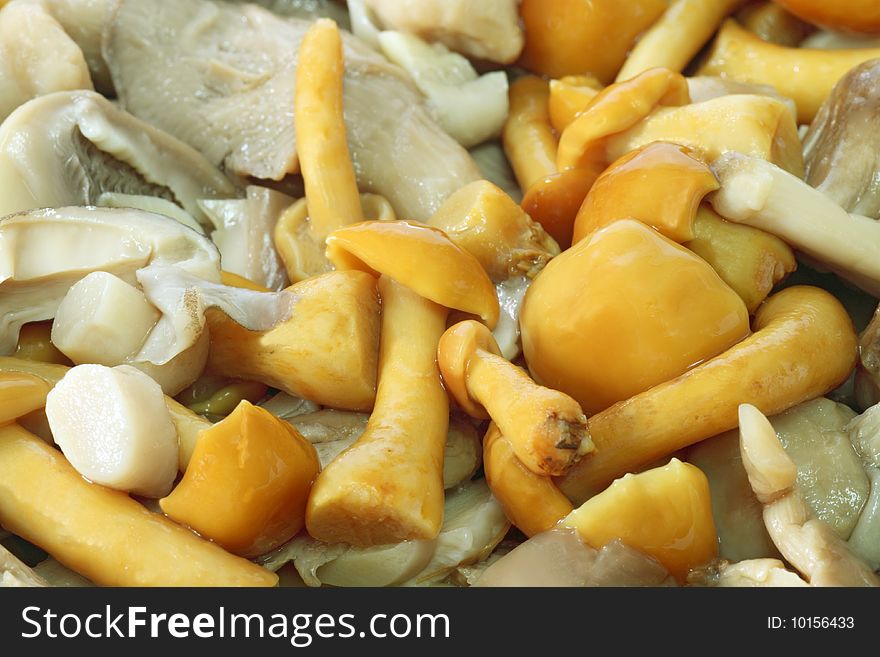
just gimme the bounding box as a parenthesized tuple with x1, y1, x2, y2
(306, 220, 499, 546)
(438, 320, 592, 477)
(547, 75, 601, 135)
(615, 0, 746, 81)
(557, 286, 859, 503)
(698, 19, 880, 124)
(0, 371, 50, 424)
(738, 404, 879, 586)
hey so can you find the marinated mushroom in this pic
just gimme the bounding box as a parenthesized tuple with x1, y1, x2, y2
(1, 543, 48, 587)
(803, 59, 880, 219)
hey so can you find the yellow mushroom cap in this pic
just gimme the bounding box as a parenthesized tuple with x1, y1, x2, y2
(520, 218, 750, 414)
(572, 141, 719, 245)
(326, 220, 500, 328)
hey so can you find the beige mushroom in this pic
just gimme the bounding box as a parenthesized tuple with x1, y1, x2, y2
(1, 543, 48, 587)
(738, 404, 879, 586)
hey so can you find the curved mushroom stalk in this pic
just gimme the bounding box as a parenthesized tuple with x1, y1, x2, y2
(305, 276, 449, 546)
(104, 0, 481, 222)
(0, 0, 93, 122)
(438, 320, 592, 477)
(426, 179, 560, 358)
(711, 152, 880, 296)
(482, 422, 574, 537)
(364, 0, 523, 64)
(738, 404, 880, 587)
(205, 270, 380, 412)
(699, 19, 880, 123)
(558, 286, 859, 503)
(605, 94, 804, 178)
(803, 59, 880, 220)
(0, 90, 239, 222)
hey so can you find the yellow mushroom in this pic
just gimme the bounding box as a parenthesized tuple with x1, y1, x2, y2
(274, 193, 396, 283)
(735, 1, 815, 46)
(572, 142, 720, 245)
(684, 206, 797, 314)
(557, 286, 859, 503)
(0, 356, 211, 472)
(557, 67, 690, 173)
(698, 19, 880, 123)
(205, 270, 381, 412)
(520, 167, 602, 250)
(605, 94, 805, 177)
(0, 371, 51, 425)
(325, 220, 499, 328)
(305, 276, 449, 546)
(616, 0, 747, 82)
(503, 76, 558, 192)
(438, 320, 591, 476)
(482, 422, 574, 537)
(0, 423, 277, 586)
(548, 75, 602, 135)
(738, 404, 879, 586)
(562, 458, 718, 582)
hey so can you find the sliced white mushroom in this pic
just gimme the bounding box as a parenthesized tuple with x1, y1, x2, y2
(198, 185, 293, 291)
(0, 207, 293, 366)
(738, 403, 879, 587)
(46, 364, 179, 498)
(377, 31, 509, 148)
(97, 192, 205, 235)
(347, 0, 381, 49)
(0, 90, 239, 222)
(0, 0, 93, 122)
(710, 152, 880, 296)
(104, 0, 480, 222)
(690, 558, 808, 587)
(51, 272, 160, 367)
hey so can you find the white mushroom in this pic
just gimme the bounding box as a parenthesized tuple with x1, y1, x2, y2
(710, 152, 880, 296)
(0, 0, 93, 122)
(690, 558, 808, 587)
(0, 90, 239, 223)
(1, 543, 48, 587)
(46, 364, 179, 498)
(738, 403, 879, 587)
(377, 30, 509, 148)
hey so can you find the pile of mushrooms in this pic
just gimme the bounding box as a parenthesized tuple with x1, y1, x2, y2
(3, 0, 880, 590)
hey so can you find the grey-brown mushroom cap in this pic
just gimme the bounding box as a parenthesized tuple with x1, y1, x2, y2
(803, 58, 880, 219)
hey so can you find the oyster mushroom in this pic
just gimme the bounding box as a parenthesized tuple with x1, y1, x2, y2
(103, 0, 481, 222)
(738, 404, 879, 586)
(363, 0, 523, 64)
(803, 59, 880, 219)
(0, 207, 294, 373)
(0, 0, 93, 122)
(0, 90, 239, 222)
(710, 152, 880, 296)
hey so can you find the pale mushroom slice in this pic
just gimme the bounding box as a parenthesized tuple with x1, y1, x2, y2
(803, 59, 880, 220)
(0, 207, 293, 366)
(104, 0, 481, 221)
(198, 185, 293, 291)
(0, 90, 240, 222)
(689, 558, 808, 587)
(0, 543, 48, 587)
(363, 0, 524, 64)
(0, 0, 93, 122)
(738, 404, 879, 587)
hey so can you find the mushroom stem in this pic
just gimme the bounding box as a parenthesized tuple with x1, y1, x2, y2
(503, 76, 557, 192)
(305, 276, 449, 546)
(438, 320, 592, 476)
(698, 19, 880, 123)
(557, 286, 858, 503)
(0, 423, 277, 586)
(295, 18, 363, 240)
(738, 404, 879, 587)
(710, 152, 880, 296)
(0, 372, 50, 425)
(616, 0, 746, 81)
(483, 422, 573, 537)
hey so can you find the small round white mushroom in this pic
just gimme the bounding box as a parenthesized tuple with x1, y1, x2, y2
(45, 364, 179, 498)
